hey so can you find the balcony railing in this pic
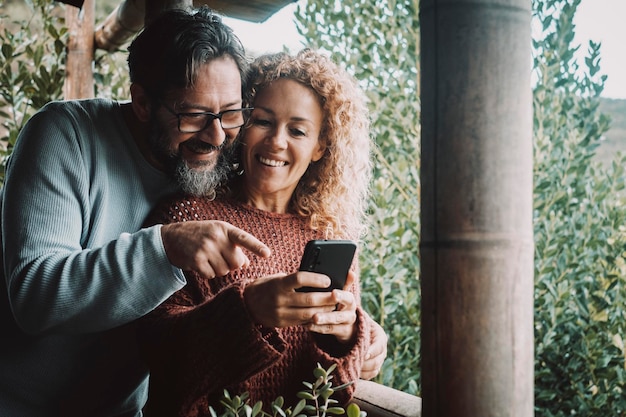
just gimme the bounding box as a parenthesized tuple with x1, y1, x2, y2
(353, 380, 421, 417)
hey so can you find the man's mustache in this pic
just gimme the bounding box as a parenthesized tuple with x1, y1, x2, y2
(182, 138, 224, 154)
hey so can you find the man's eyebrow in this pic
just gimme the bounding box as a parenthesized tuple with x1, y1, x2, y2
(176, 100, 243, 112)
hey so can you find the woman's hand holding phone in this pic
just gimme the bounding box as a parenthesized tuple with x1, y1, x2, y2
(305, 270, 358, 343)
(243, 240, 358, 342)
(243, 270, 358, 342)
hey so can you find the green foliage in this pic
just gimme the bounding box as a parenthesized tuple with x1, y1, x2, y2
(209, 364, 366, 417)
(0, 0, 130, 183)
(533, 0, 626, 415)
(294, 0, 421, 395)
(298, 0, 626, 412)
(93, 47, 131, 100)
(0, 0, 67, 177)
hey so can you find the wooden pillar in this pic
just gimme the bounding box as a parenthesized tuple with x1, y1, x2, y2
(63, 0, 95, 99)
(419, 0, 534, 416)
(67, 0, 192, 97)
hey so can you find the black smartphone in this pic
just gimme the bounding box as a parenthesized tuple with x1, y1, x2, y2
(296, 239, 357, 292)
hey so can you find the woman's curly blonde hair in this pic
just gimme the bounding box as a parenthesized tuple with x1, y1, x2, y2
(240, 49, 372, 240)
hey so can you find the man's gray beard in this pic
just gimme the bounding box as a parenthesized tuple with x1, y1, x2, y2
(148, 116, 235, 198)
(174, 154, 231, 198)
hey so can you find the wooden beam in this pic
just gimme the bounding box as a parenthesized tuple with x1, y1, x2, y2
(63, 0, 95, 99)
(94, 0, 294, 52)
(94, 0, 144, 52)
(353, 380, 421, 417)
(94, 0, 193, 52)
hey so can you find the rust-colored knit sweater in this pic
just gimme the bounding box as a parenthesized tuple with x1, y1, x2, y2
(138, 195, 371, 417)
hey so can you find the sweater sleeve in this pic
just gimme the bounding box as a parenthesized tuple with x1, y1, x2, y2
(308, 306, 371, 404)
(300, 300, 370, 404)
(1, 103, 185, 335)
(137, 282, 285, 415)
(304, 258, 371, 405)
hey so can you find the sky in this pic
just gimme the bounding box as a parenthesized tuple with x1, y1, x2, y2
(224, 0, 626, 100)
(574, 0, 626, 99)
(222, 2, 304, 55)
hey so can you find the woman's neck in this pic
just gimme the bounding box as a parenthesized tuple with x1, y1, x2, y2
(237, 185, 290, 214)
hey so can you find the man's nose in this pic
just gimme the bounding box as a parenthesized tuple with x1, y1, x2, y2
(198, 117, 226, 147)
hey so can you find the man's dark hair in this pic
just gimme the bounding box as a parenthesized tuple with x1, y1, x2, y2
(127, 6, 248, 99)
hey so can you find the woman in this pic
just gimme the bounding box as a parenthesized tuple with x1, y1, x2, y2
(138, 49, 374, 417)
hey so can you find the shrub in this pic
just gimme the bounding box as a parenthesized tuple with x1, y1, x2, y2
(0, 0, 67, 179)
(211, 364, 366, 417)
(0, 0, 129, 181)
(294, 0, 421, 395)
(532, 0, 626, 414)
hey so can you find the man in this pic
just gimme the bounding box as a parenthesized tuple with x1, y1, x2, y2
(0, 7, 267, 416)
(0, 6, 385, 416)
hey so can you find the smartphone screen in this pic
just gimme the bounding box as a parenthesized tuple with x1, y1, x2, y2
(296, 239, 357, 292)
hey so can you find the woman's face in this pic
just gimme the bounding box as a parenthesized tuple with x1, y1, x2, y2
(241, 78, 325, 212)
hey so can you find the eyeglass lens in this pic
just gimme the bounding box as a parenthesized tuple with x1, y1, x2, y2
(179, 109, 251, 132)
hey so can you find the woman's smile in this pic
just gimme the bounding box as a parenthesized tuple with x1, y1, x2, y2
(257, 155, 287, 167)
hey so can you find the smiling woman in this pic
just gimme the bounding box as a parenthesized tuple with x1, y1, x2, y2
(241, 78, 325, 213)
(136, 48, 382, 417)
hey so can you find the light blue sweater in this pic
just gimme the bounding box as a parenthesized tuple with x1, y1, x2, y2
(0, 99, 186, 416)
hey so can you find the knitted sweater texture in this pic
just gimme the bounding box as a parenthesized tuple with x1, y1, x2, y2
(139, 196, 371, 417)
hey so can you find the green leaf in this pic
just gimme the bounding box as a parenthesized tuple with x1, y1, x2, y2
(346, 403, 361, 417)
(251, 402, 263, 417)
(291, 399, 306, 416)
(296, 392, 315, 401)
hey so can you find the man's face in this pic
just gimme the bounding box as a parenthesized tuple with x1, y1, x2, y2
(148, 56, 243, 196)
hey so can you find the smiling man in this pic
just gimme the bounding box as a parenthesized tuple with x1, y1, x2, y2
(0, 7, 270, 416)
(136, 57, 251, 197)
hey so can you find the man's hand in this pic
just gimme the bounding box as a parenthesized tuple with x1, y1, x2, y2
(160, 220, 271, 278)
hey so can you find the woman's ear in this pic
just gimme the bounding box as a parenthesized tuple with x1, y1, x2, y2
(311, 141, 326, 163)
(130, 83, 152, 122)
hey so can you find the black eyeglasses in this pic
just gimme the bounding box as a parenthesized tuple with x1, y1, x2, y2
(159, 101, 253, 133)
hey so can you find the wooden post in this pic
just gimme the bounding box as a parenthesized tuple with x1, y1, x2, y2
(63, 0, 95, 99)
(420, 0, 534, 415)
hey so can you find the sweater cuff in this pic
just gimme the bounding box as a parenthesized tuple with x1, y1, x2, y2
(232, 285, 286, 353)
(211, 286, 286, 359)
(313, 307, 369, 358)
(151, 224, 186, 285)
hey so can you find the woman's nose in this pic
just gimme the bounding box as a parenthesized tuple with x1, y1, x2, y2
(265, 127, 287, 149)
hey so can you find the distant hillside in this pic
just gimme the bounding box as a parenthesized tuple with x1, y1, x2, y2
(595, 98, 626, 166)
